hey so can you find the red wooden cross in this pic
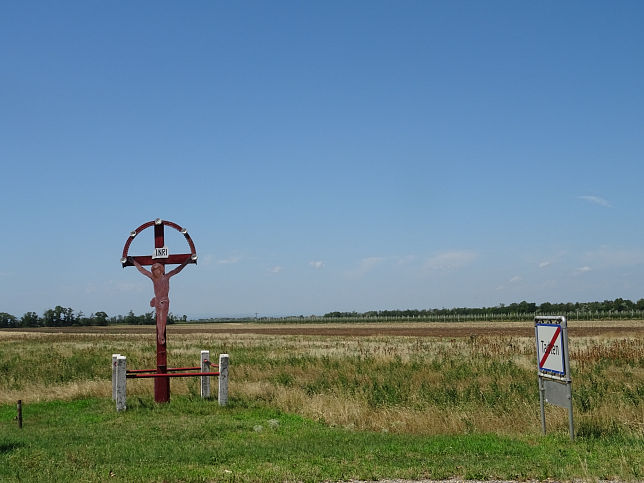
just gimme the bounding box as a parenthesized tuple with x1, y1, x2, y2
(121, 218, 197, 403)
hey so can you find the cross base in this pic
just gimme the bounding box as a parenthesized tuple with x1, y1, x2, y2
(155, 340, 170, 403)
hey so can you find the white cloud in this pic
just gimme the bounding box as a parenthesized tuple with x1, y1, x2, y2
(583, 247, 644, 268)
(394, 255, 417, 266)
(538, 261, 551, 268)
(217, 255, 242, 265)
(424, 250, 477, 271)
(358, 257, 385, 273)
(578, 195, 611, 207)
(269, 266, 283, 273)
(109, 280, 146, 292)
(362, 256, 384, 268)
(575, 266, 592, 274)
(346, 256, 385, 278)
(497, 275, 522, 291)
(309, 261, 324, 269)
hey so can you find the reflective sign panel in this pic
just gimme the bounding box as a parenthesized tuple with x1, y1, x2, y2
(536, 323, 565, 375)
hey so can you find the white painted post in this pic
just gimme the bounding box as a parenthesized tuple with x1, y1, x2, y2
(201, 350, 210, 399)
(116, 355, 127, 412)
(112, 354, 120, 401)
(218, 353, 229, 406)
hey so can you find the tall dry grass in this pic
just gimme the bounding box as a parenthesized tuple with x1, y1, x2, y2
(1, 325, 642, 437)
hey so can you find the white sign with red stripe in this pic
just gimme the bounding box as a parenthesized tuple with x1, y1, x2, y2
(536, 323, 565, 375)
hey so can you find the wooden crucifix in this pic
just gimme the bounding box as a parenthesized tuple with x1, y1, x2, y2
(121, 218, 197, 403)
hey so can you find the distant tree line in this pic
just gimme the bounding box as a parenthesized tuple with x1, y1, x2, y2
(323, 298, 644, 319)
(3, 298, 644, 328)
(0, 306, 187, 329)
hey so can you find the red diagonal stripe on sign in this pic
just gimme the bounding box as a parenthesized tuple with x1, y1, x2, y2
(539, 325, 562, 368)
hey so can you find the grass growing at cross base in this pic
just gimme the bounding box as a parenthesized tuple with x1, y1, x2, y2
(1, 396, 642, 482)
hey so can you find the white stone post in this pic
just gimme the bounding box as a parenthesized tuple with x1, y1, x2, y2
(112, 354, 120, 401)
(116, 355, 127, 412)
(218, 353, 229, 406)
(201, 350, 210, 399)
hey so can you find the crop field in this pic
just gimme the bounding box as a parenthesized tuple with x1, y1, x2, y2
(1, 320, 642, 481)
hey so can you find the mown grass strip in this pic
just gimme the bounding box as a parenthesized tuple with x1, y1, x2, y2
(1, 397, 642, 482)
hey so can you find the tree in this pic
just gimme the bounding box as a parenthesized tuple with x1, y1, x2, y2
(124, 310, 137, 325)
(42, 308, 57, 327)
(62, 307, 75, 326)
(0, 312, 17, 328)
(21, 311, 40, 327)
(94, 311, 109, 326)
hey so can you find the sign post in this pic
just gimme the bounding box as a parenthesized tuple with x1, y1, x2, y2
(121, 218, 197, 403)
(535, 315, 574, 440)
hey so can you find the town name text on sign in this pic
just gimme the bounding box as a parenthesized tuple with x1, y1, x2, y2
(536, 323, 565, 375)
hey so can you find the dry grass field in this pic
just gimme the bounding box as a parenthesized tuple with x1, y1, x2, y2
(1, 320, 642, 438)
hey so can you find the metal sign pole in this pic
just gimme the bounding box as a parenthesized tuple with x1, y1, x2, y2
(535, 322, 546, 434)
(561, 320, 574, 440)
(538, 371, 546, 435)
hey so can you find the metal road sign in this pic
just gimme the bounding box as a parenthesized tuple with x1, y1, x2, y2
(536, 322, 565, 376)
(534, 315, 574, 440)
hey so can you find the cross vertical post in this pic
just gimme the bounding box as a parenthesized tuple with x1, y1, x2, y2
(154, 221, 170, 403)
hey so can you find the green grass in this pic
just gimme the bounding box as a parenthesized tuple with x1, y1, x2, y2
(1, 397, 642, 482)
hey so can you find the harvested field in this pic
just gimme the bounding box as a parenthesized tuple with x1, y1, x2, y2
(3, 319, 643, 337)
(1, 320, 642, 438)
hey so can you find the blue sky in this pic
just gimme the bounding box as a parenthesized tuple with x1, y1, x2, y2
(2, 1, 643, 318)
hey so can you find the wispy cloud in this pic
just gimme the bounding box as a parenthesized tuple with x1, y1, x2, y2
(269, 266, 283, 273)
(309, 261, 324, 269)
(574, 266, 592, 275)
(109, 280, 146, 292)
(346, 256, 385, 278)
(582, 246, 644, 268)
(394, 255, 417, 266)
(578, 195, 611, 207)
(424, 250, 477, 271)
(537, 251, 568, 269)
(496, 275, 523, 292)
(360, 257, 385, 271)
(218, 255, 242, 264)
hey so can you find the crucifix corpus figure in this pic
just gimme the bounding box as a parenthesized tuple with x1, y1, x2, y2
(129, 256, 192, 345)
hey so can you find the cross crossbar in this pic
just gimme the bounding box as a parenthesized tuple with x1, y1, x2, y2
(121, 218, 197, 267)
